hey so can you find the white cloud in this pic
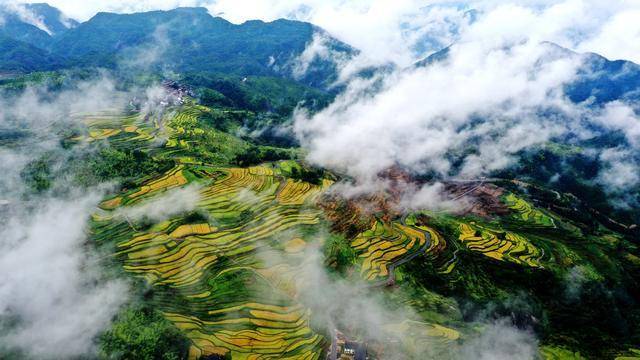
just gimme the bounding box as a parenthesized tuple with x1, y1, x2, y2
(399, 181, 466, 211)
(0, 72, 161, 358)
(460, 319, 538, 360)
(0, 193, 128, 358)
(578, 9, 640, 63)
(596, 101, 640, 148)
(283, 1, 640, 211)
(294, 37, 581, 185)
(597, 147, 640, 192)
(0, 2, 53, 34)
(255, 232, 425, 353)
(115, 184, 203, 222)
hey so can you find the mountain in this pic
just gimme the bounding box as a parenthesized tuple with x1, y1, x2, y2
(415, 42, 640, 225)
(0, 34, 62, 72)
(49, 7, 351, 88)
(23, 3, 78, 35)
(568, 52, 640, 106)
(416, 42, 640, 109)
(0, 5, 351, 88)
(20, 91, 635, 360)
(0, 6, 50, 48)
(0, 3, 76, 48)
(0, 3, 75, 72)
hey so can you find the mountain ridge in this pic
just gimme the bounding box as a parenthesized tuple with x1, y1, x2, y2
(0, 4, 352, 89)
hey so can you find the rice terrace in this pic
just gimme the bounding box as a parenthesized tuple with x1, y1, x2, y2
(74, 94, 639, 359)
(86, 101, 465, 359)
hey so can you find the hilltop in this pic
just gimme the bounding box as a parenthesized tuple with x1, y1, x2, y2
(0, 4, 352, 89)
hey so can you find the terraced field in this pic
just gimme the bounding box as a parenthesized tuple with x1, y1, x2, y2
(457, 222, 544, 268)
(80, 102, 632, 359)
(74, 111, 162, 150)
(84, 103, 472, 358)
(504, 193, 556, 227)
(100, 165, 192, 209)
(351, 216, 441, 282)
(383, 320, 461, 357)
(93, 163, 333, 359)
(159, 105, 253, 165)
(75, 103, 250, 166)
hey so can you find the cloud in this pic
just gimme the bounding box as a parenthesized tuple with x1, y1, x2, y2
(253, 224, 540, 358)
(290, 32, 350, 80)
(596, 147, 640, 193)
(459, 319, 538, 360)
(577, 8, 640, 64)
(0, 192, 128, 358)
(563, 265, 590, 301)
(0, 75, 128, 133)
(0, 72, 162, 358)
(253, 230, 426, 355)
(596, 101, 640, 148)
(0, 2, 53, 34)
(399, 181, 466, 212)
(4, 0, 638, 67)
(114, 184, 203, 222)
(285, 1, 640, 211)
(119, 23, 172, 72)
(293, 38, 580, 183)
(1, 1, 639, 357)
(293, 243, 410, 342)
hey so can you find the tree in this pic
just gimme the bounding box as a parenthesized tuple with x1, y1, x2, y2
(99, 305, 189, 360)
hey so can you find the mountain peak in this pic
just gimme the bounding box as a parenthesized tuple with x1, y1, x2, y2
(0, 2, 78, 48)
(170, 6, 210, 14)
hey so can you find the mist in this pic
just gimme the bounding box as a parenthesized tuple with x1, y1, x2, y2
(0, 67, 171, 357)
(459, 319, 538, 360)
(0, 192, 128, 358)
(287, 1, 640, 211)
(251, 223, 540, 359)
(114, 184, 203, 222)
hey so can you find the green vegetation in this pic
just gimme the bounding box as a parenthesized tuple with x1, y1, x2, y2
(184, 72, 332, 115)
(7, 93, 637, 359)
(1, 6, 350, 90)
(2, 61, 637, 360)
(21, 156, 54, 193)
(99, 304, 190, 360)
(350, 218, 430, 281)
(79, 147, 175, 186)
(92, 163, 331, 359)
(233, 145, 295, 167)
(0, 35, 62, 72)
(80, 107, 334, 358)
(323, 232, 357, 271)
(504, 192, 556, 227)
(540, 345, 586, 359)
